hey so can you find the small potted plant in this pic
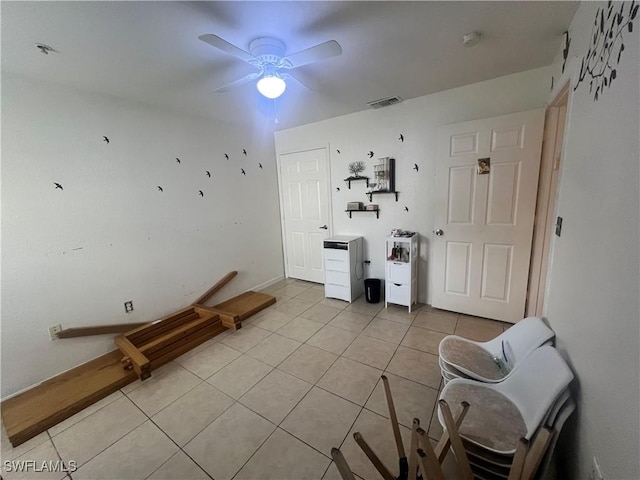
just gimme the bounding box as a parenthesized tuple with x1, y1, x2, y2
(348, 161, 365, 178)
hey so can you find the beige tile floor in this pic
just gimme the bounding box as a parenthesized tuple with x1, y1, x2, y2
(1, 278, 509, 480)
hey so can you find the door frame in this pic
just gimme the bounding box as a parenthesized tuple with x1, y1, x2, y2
(276, 145, 333, 280)
(526, 82, 570, 317)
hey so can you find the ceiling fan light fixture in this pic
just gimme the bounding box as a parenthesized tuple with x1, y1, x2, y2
(257, 74, 286, 99)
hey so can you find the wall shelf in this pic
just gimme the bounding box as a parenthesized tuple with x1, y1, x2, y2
(345, 209, 379, 219)
(366, 191, 399, 202)
(344, 176, 370, 189)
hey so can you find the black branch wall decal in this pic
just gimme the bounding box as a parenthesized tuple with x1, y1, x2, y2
(574, 0, 638, 101)
(562, 31, 571, 73)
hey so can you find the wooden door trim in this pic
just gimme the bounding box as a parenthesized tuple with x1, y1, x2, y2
(526, 82, 569, 316)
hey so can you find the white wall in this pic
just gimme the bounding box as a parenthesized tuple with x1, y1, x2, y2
(1, 73, 284, 398)
(543, 2, 639, 478)
(275, 66, 551, 306)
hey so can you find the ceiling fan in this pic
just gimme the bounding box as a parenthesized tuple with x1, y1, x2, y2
(198, 34, 342, 99)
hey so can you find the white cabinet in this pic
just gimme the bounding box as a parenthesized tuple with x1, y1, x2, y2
(324, 236, 364, 303)
(385, 234, 418, 312)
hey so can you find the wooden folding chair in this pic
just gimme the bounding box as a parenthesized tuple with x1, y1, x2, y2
(334, 375, 473, 480)
(508, 427, 555, 480)
(332, 379, 554, 480)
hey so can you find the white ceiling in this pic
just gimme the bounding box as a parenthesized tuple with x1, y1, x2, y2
(1, 1, 579, 131)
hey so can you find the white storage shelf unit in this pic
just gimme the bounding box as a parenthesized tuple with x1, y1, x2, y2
(385, 234, 418, 312)
(323, 235, 364, 303)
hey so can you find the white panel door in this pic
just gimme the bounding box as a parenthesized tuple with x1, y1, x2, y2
(432, 110, 544, 322)
(279, 148, 330, 283)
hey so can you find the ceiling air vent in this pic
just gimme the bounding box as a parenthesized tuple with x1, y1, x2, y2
(367, 96, 403, 109)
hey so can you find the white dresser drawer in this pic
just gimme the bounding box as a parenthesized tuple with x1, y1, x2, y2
(325, 269, 350, 287)
(324, 257, 349, 273)
(325, 283, 351, 302)
(387, 282, 410, 306)
(387, 262, 410, 284)
(324, 248, 349, 263)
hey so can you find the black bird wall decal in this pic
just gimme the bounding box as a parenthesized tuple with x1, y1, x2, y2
(399, 134, 404, 142)
(176, 158, 181, 164)
(54, 182, 63, 190)
(241, 168, 246, 175)
(368, 151, 374, 158)
(336, 187, 340, 192)
(413, 163, 419, 172)
(336, 149, 341, 154)
(206, 170, 211, 177)
(157, 186, 163, 192)
(103, 136, 110, 144)
(243, 149, 247, 156)
(259, 163, 263, 169)
(225, 153, 229, 160)
(404, 206, 409, 212)
(199, 190, 204, 197)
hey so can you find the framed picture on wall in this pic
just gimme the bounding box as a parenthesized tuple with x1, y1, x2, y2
(373, 157, 395, 192)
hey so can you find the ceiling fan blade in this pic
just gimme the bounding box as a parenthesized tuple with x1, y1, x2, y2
(281, 40, 342, 69)
(199, 34, 258, 64)
(213, 72, 261, 93)
(281, 73, 314, 92)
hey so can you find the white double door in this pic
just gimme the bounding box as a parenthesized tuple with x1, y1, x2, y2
(278, 148, 331, 283)
(432, 109, 545, 322)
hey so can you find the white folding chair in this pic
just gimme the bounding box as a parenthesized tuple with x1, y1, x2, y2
(438, 345, 574, 455)
(438, 316, 555, 383)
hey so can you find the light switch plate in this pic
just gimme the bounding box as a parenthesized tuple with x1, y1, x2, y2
(555, 216, 563, 237)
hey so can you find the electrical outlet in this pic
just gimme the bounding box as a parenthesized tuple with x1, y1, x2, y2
(124, 301, 134, 313)
(591, 457, 604, 480)
(49, 324, 62, 340)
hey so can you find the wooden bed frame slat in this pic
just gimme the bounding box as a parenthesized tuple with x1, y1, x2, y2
(56, 323, 148, 338)
(149, 322, 226, 369)
(126, 306, 195, 343)
(128, 311, 199, 346)
(139, 314, 219, 357)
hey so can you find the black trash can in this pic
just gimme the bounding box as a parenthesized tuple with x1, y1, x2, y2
(365, 278, 381, 303)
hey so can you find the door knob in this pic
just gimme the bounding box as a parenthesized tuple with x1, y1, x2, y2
(319, 225, 328, 230)
(435, 229, 444, 236)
